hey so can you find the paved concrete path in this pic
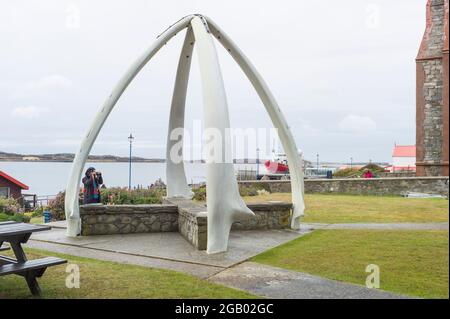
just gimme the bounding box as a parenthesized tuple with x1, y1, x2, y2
(26, 227, 310, 279)
(208, 262, 409, 299)
(301, 222, 449, 231)
(26, 240, 223, 279)
(28, 221, 441, 298)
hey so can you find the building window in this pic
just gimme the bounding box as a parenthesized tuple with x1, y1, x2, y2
(0, 187, 10, 198)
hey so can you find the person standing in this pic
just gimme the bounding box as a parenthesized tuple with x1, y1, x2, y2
(362, 168, 374, 179)
(82, 167, 103, 204)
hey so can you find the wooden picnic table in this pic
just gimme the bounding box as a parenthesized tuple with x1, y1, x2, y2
(0, 221, 66, 297)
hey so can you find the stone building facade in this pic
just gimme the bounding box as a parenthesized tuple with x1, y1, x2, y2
(416, 0, 449, 176)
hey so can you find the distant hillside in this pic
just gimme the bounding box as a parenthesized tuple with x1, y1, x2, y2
(1, 151, 342, 165)
(0, 151, 165, 163)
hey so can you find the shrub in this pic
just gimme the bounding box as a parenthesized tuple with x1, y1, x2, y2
(239, 186, 258, 197)
(334, 164, 386, 178)
(0, 212, 30, 223)
(238, 182, 271, 197)
(251, 182, 271, 192)
(192, 184, 267, 200)
(333, 168, 359, 178)
(0, 197, 21, 215)
(48, 189, 85, 221)
(47, 188, 165, 220)
(0, 198, 30, 222)
(31, 206, 45, 217)
(363, 163, 385, 172)
(101, 188, 164, 205)
(47, 191, 68, 221)
(192, 186, 206, 201)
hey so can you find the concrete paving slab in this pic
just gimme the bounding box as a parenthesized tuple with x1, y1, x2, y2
(29, 228, 310, 268)
(42, 219, 449, 231)
(40, 220, 68, 229)
(83, 229, 310, 267)
(209, 262, 410, 299)
(31, 228, 112, 246)
(25, 240, 222, 279)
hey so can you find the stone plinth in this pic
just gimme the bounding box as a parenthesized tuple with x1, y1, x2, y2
(232, 202, 292, 230)
(162, 198, 208, 250)
(178, 206, 208, 250)
(80, 200, 293, 251)
(165, 198, 292, 250)
(80, 204, 178, 235)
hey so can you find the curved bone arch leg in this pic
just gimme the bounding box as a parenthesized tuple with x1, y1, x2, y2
(64, 16, 194, 236)
(191, 16, 254, 253)
(166, 27, 195, 198)
(204, 17, 305, 228)
(65, 14, 304, 252)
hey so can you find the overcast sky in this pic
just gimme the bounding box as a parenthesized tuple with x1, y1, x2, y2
(0, 0, 426, 163)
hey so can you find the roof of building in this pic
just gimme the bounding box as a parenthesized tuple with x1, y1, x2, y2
(392, 145, 416, 157)
(0, 171, 29, 190)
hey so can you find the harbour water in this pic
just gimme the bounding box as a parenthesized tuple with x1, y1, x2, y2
(0, 161, 265, 196)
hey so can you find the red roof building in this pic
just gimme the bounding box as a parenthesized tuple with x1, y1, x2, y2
(389, 145, 416, 172)
(392, 145, 416, 157)
(0, 170, 29, 199)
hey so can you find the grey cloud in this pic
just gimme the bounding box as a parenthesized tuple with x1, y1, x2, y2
(0, 0, 422, 162)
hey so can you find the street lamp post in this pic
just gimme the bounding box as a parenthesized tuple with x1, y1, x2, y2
(350, 157, 353, 170)
(316, 153, 319, 175)
(256, 147, 260, 180)
(128, 133, 134, 190)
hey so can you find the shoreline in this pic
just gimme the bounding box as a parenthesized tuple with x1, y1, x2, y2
(0, 159, 166, 163)
(0, 160, 258, 164)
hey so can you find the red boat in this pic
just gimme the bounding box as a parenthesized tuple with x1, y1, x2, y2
(264, 154, 289, 174)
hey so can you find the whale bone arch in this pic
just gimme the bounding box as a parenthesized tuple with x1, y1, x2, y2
(64, 14, 304, 254)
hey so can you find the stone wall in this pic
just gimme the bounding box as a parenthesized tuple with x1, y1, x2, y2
(80, 204, 179, 235)
(164, 197, 293, 250)
(378, 172, 416, 178)
(232, 203, 292, 230)
(177, 206, 208, 250)
(239, 176, 449, 197)
(80, 200, 293, 251)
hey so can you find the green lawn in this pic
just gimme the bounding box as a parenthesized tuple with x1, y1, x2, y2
(0, 248, 256, 299)
(243, 193, 449, 223)
(252, 229, 449, 298)
(30, 216, 43, 224)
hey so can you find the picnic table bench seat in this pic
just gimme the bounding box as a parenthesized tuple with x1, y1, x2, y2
(0, 256, 66, 296)
(0, 221, 67, 297)
(0, 221, 18, 225)
(0, 256, 66, 276)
